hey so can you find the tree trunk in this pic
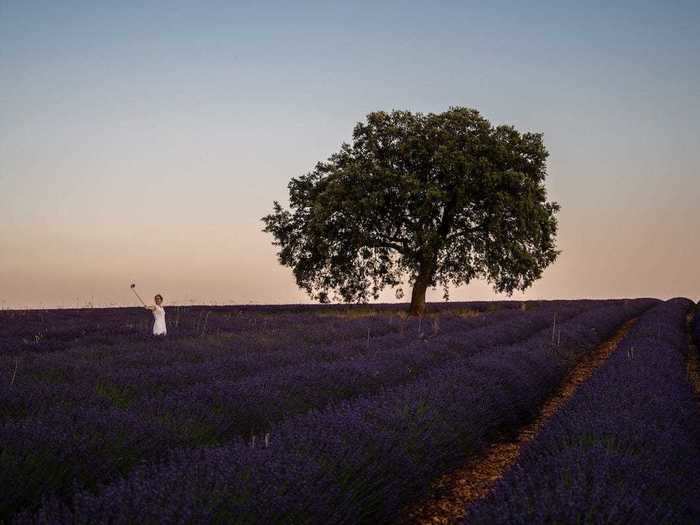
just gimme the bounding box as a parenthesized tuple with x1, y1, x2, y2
(409, 270, 431, 316)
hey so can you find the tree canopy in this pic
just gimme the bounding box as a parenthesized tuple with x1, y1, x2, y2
(262, 107, 560, 314)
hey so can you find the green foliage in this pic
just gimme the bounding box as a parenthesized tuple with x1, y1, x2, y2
(262, 107, 560, 311)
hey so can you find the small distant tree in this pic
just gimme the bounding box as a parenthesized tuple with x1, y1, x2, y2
(262, 107, 560, 315)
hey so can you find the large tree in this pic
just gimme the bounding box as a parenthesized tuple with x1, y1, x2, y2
(262, 107, 560, 315)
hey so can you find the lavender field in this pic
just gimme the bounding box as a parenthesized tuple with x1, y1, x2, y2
(1, 299, 699, 524)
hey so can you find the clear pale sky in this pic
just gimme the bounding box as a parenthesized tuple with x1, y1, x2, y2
(1, 1, 699, 308)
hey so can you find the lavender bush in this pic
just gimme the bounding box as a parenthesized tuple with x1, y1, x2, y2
(132, 299, 595, 442)
(14, 299, 656, 523)
(0, 305, 533, 424)
(0, 301, 528, 355)
(465, 298, 700, 523)
(1, 301, 603, 518)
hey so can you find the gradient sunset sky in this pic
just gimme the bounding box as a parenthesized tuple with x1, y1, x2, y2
(1, 1, 699, 308)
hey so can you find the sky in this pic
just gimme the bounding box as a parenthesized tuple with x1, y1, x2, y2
(1, 1, 699, 308)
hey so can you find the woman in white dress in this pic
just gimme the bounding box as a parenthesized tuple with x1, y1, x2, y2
(146, 294, 167, 336)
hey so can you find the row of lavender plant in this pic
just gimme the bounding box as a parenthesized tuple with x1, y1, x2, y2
(0, 310, 442, 419)
(0, 302, 584, 423)
(0, 313, 458, 413)
(0, 301, 525, 354)
(0, 301, 599, 407)
(0, 307, 416, 355)
(465, 298, 700, 523)
(2, 302, 516, 382)
(133, 300, 605, 443)
(0, 307, 420, 361)
(112, 301, 587, 395)
(0, 302, 598, 517)
(16, 299, 656, 523)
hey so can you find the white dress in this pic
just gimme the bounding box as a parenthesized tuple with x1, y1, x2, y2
(152, 305, 167, 335)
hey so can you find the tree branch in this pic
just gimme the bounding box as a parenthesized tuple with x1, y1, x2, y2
(367, 240, 407, 254)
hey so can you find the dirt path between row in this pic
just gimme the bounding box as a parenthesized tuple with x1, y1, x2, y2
(403, 317, 638, 525)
